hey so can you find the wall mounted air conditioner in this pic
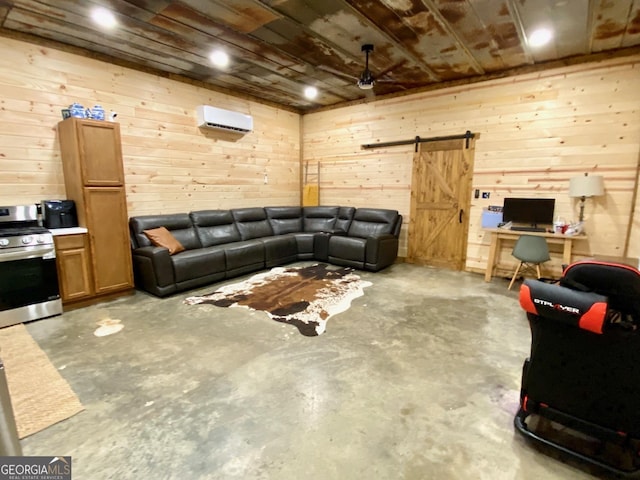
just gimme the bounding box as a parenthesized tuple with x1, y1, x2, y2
(196, 105, 253, 133)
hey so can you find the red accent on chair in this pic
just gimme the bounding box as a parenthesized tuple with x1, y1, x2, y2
(578, 302, 608, 334)
(565, 260, 640, 276)
(519, 284, 537, 315)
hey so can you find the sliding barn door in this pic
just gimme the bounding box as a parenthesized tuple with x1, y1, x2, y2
(408, 138, 476, 270)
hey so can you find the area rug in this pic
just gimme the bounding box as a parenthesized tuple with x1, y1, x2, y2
(0, 324, 84, 438)
(185, 263, 372, 336)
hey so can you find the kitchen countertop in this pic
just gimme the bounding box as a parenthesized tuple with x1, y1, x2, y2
(49, 227, 88, 236)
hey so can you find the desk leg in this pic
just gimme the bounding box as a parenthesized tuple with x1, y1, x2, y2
(562, 238, 572, 266)
(485, 233, 499, 282)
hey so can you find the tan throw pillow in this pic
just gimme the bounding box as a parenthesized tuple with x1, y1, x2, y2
(143, 227, 185, 255)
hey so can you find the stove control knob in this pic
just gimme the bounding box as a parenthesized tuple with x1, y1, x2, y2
(0, 239, 9, 247)
(22, 236, 32, 244)
(36, 235, 46, 244)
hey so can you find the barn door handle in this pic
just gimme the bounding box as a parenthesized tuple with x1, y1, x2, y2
(459, 208, 464, 223)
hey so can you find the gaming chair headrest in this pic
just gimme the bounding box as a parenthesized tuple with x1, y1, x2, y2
(561, 261, 640, 319)
(520, 280, 608, 334)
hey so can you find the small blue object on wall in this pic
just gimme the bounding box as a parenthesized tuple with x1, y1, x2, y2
(481, 209, 503, 228)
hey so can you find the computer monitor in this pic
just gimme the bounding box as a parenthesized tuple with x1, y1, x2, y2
(502, 198, 555, 227)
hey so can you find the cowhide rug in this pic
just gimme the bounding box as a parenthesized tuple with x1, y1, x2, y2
(184, 263, 372, 336)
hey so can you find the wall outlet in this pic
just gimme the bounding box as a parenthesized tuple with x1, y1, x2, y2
(482, 192, 490, 199)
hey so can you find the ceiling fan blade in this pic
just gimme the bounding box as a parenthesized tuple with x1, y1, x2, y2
(375, 78, 426, 85)
(376, 80, 431, 89)
(316, 65, 358, 81)
(375, 60, 407, 81)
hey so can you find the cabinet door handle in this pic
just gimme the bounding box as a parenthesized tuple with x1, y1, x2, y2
(459, 208, 464, 223)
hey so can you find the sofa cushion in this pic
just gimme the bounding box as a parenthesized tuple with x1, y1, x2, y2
(328, 236, 367, 269)
(348, 208, 399, 238)
(130, 213, 201, 250)
(303, 206, 339, 232)
(171, 246, 226, 283)
(190, 210, 241, 247)
(224, 239, 265, 271)
(231, 207, 274, 240)
(262, 235, 298, 267)
(292, 233, 315, 259)
(143, 227, 185, 255)
(265, 206, 303, 234)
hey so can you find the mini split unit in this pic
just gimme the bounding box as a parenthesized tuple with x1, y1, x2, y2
(196, 105, 253, 133)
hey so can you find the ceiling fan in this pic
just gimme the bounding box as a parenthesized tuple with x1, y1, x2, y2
(318, 44, 406, 93)
(357, 44, 376, 90)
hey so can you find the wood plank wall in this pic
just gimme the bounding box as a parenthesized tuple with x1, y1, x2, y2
(303, 54, 640, 276)
(0, 36, 301, 216)
(2, 34, 639, 279)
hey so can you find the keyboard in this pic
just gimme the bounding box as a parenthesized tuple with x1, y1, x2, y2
(510, 226, 547, 232)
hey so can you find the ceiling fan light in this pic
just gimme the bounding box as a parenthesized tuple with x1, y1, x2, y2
(358, 80, 374, 90)
(358, 69, 375, 90)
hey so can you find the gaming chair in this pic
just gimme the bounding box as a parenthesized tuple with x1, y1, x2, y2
(515, 260, 640, 476)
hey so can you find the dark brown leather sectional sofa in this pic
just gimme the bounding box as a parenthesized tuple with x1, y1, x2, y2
(129, 206, 402, 297)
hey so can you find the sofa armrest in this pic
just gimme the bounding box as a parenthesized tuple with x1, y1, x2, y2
(132, 246, 175, 289)
(365, 234, 399, 269)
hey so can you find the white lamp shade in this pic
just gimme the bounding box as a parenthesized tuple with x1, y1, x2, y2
(569, 175, 604, 198)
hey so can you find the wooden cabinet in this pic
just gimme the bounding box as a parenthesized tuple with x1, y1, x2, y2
(74, 122, 125, 186)
(54, 234, 94, 303)
(58, 118, 134, 301)
(84, 187, 133, 294)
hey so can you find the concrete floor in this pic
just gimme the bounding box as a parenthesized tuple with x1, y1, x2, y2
(20, 263, 607, 479)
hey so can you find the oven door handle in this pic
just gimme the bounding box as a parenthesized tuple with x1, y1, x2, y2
(0, 246, 55, 263)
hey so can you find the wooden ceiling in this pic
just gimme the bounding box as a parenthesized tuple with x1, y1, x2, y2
(1, 0, 640, 113)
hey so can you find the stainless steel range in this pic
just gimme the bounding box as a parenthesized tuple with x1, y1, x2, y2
(0, 205, 62, 328)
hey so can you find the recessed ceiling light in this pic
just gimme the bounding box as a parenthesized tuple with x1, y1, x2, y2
(91, 7, 117, 29)
(209, 50, 229, 68)
(528, 28, 553, 47)
(304, 86, 318, 100)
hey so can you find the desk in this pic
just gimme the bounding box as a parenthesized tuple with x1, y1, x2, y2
(484, 228, 587, 282)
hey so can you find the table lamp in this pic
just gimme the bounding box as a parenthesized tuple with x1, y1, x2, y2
(569, 173, 604, 222)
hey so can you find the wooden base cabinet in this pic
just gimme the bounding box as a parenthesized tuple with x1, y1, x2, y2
(58, 118, 134, 303)
(54, 234, 94, 303)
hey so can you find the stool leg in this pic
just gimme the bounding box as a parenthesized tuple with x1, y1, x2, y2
(509, 262, 523, 290)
